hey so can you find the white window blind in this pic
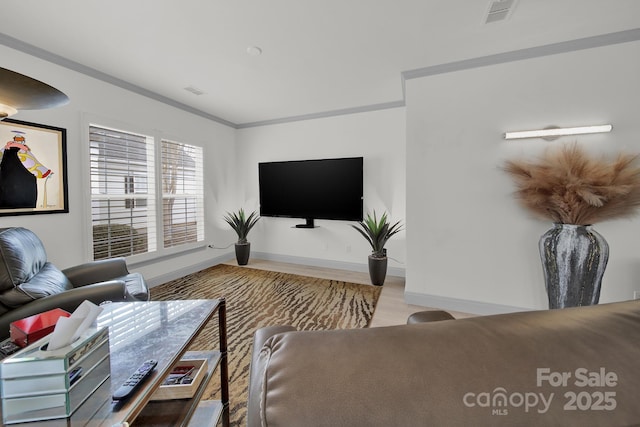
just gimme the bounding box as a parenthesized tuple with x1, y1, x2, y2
(161, 139, 204, 248)
(90, 125, 157, 259)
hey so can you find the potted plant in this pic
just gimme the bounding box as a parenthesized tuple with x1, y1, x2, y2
(224, 208, 260, 265)
(351, 211, 403, 286)
(503, 144, 640, 308)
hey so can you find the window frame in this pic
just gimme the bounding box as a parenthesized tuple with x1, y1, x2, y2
(82, 114, 206, 264)
(160, 138, 205, 249)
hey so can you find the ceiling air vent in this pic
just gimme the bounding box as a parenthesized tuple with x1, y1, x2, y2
(184, 86, 205, 96)
(485, 0, 517, 24)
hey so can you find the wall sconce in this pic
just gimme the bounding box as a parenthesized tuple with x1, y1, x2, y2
(504, 124, 613, 141)
(0, 67, 69, 120)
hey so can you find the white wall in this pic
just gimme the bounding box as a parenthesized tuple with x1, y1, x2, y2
(405, 40, 640, 313)
(8, 35, 637, 312)
(236, 109, 406, 273)
(0, 43, 407, 285)
(0, 45, 237, 283)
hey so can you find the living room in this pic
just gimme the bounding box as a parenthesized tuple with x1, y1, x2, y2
(1, 2, 640, 426)
(1, 3, 640, 316)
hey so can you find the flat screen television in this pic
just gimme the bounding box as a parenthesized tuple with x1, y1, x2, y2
(259, 157, 363, 228)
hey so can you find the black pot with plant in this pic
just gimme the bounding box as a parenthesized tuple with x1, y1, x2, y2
(224, 208, 260, 265)
(351, 211, 403, 286)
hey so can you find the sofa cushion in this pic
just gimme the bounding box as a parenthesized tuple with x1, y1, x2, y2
(0, 262, 73, 308)
(0, 227, 48, 292)
(249, 300, 640, 427)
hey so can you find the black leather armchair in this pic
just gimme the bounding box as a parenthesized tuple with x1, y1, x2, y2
(0, 227, 149, 339)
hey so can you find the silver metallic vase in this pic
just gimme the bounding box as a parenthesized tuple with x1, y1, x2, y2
(539, 223, 608, 309)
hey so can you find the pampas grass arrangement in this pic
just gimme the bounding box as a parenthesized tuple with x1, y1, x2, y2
(503, 144, 640, 225)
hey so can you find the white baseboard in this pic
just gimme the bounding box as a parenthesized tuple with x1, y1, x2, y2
(405, 291, 531, 316)
(251, 251, 406, 278)
(145, 251, 405, 288)
(145, 251, 529, 315)
(146, 252, 233, 288)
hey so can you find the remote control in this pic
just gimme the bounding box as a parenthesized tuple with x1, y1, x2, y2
(112, 359, 157, 401)
(0, 340, 21, 357)
(69, 367, 83, 386)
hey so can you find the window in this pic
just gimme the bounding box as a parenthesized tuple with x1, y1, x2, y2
(161, 140, 204, 248)
(89, 124, 205, 260)
(90, 125, 156, 259)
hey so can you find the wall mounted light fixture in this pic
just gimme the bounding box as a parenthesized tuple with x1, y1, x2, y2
(504, 124, 613, 141)
(0, 67, 69, 120)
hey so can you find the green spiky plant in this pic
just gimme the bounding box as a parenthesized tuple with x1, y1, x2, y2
(224, 208, 260, 244)
(351, 211, 403, 258)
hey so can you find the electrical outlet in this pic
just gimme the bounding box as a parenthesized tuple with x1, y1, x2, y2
(634, 291, 640, 300)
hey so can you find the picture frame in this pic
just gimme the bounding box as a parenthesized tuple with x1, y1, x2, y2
(0, 118, 68, 216)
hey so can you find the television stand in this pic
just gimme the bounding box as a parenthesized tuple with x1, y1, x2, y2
(295, 218, 316, 228)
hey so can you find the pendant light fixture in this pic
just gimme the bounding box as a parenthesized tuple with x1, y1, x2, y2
(0, 67, 69, 119)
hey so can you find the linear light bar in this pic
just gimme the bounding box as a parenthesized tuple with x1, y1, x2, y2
(504, 124, 612, 140)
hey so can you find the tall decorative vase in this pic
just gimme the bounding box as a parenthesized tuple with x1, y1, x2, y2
(539, 223, 608, 309)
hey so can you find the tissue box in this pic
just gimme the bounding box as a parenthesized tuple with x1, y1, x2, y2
(10, 308, 71, 348)
(0, 327, 110, 424)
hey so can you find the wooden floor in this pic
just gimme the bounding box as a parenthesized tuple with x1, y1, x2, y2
(224, 258, 473, 327)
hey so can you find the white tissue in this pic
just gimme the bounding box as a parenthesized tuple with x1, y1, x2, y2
(45, 301, 104, 351)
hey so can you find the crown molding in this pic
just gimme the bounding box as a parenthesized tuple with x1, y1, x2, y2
(236, 100, 405, 129)
(402, 27, 640, 80)
(0, 32, 237, 128)
(3, 28, 640, 129)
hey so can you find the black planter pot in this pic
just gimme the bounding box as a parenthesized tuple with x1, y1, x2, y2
(235, 242, 251, 266)
(368, 255, 388, 286)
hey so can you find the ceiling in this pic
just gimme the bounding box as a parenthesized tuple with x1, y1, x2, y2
(1, 1, 640, 128)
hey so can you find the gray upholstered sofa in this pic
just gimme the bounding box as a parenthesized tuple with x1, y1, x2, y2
(0, 227, 149, 339)
(248, 300, 640, 426)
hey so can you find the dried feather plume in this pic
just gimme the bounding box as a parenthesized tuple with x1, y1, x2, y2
(503, 144, 640, 225)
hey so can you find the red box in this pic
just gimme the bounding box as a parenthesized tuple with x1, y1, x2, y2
(10, 308, 71, 348)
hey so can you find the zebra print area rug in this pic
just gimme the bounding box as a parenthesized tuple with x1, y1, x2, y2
(150, 263, 381, 426)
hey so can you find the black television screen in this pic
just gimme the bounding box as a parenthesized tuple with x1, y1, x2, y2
(259, 157, 363, 227)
